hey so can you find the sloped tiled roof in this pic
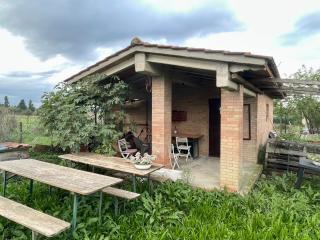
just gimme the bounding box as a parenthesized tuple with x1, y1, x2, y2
(65, 38, 280, 82)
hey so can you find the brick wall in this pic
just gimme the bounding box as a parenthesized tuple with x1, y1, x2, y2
(172, 81, 219, 156)
(242, 94, 274, 165)
(220, 86, 244, 191)
(243, 97, 258, 163)
(151, 73, 172, 167)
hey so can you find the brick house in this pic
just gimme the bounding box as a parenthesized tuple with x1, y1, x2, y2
(65, 38, 282, 192)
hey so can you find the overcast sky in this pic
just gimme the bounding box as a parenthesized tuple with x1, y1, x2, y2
(0, 0, 319, 106)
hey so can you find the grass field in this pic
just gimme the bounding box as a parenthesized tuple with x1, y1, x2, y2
(1, 150, 320, 239)
(10, 115, 52, 145)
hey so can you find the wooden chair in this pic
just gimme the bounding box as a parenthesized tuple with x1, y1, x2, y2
(118, 139, 137, 159)
(170, 144, 180, 169)
(176, 137, 192, 162)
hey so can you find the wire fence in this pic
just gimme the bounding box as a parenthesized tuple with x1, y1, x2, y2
(0, 108, 51, 145)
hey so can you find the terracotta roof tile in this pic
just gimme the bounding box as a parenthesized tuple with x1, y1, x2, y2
(65, 39, 278, 82)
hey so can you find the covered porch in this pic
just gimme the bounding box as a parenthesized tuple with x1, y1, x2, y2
(66, 39, 282, 191)
(120, 61, 267, 192)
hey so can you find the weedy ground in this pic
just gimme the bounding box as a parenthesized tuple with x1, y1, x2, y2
(1, 151, 320, 240)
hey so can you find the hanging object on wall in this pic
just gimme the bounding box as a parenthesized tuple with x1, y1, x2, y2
(145, 76, 152, 93)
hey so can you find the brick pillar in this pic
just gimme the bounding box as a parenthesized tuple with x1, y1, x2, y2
(152, 73, 172, 167)
(220, 85, 244, 191)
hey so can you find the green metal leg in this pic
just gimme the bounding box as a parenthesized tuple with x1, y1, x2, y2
(295, 167, 305, 189)
(132, 174, 136, 192)
(71, 193, 79, 232)
(48, 186, 52, 194)
(29, 179, 34, 198)
(114, 197, 119, 216)
(3, 171, 7, 197)
(32, 231, 37, 240)
(98, 192, 103, 224)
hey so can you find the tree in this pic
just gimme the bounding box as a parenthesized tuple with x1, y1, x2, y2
(17, 99, 27, 112)
(28, 100, 36, 112)
(39, 74, 128, 153)
(4, 96, 9, 108)
(273, 66, 320, 136)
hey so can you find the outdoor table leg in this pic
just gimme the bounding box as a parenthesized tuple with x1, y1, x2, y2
(98, 191, 103, 224)
(132, 174, 137, 192)
(71, 193, 79, 232)
(32, 231, 38, 240)
(295, 167, 305, 189)
(113, 197, 119, 216)
(29, 179, 34, 198)
(2, 171, 7, 197)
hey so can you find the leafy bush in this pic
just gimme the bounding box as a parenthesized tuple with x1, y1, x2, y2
(39, 74, 128, 154)
(0, 106, 17, 142)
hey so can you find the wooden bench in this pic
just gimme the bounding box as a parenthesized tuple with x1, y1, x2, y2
(0, 196, 70, 239)
(102, 187, 140, 200)
(265, 140, 307, 172)
(102, 187, 140, 215)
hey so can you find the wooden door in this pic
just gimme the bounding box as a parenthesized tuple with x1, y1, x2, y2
(209, 99, 220, 157)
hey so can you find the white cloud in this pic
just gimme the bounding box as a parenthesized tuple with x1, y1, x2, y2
(0, 0, 319, 106)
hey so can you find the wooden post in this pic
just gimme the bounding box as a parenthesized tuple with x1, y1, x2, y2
(19, 122, 23, 143)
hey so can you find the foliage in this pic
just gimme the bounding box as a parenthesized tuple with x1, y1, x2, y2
(39, 74, 128, 153)
(17, 99, 27, 111)
(4, 96, 9, 108)
(1, 151, 320, 239)
(28, 100, 35, 113)
(0, 106, 17, 142)
(274, 66, 320, 137)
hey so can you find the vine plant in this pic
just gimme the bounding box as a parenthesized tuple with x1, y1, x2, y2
(39, 73, 129, 154)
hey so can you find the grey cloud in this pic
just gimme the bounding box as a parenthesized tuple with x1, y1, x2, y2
(2, 70, 60, 78)
(0, 72, 55, 106)
(0, 0, 241, 62)
(282, 11, 320, 45)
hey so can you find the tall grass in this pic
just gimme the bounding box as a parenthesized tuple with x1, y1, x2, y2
(1, 151, 320, 239)
(0, 107, 17, 142)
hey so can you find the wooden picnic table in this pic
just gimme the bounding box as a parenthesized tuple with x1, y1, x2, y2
(59, 153, 163, 192)
(295, 158, 320, 188)
(0, 159, 123, 231)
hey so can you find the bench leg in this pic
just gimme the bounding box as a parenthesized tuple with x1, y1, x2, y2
(29, 179, 34, 198)
(2, 171, 7, 197)
(132, 174, 137, 192)
(113, 197, 119, 216)
(71, 193, 79, 232)
(295, 167, 305, 189)
(98, 191, 103, 224)
(32, 231, 38, 240)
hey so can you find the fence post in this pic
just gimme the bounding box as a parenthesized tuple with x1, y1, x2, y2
(19, 122, 23, 143)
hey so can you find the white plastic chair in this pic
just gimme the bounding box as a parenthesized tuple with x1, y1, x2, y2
(176, 137, 192, 162)
(118, 139, 137, 159)
(170, 144, 180, 169)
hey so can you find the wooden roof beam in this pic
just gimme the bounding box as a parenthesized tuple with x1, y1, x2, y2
(231, 73, 263, 94)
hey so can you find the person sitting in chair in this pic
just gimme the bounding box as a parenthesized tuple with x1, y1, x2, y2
(125, 131, 149, 154)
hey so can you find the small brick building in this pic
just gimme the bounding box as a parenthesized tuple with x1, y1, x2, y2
(65, 38, 282, 192)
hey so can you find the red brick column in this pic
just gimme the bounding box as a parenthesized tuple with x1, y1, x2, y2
(220, 85, 244, 191)
(152, 73, 172, 167)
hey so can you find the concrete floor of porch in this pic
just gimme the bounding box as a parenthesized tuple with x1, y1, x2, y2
(178, 157, 262, 193)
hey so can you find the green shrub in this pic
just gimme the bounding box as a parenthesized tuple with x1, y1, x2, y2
(1, 151, 320, 239)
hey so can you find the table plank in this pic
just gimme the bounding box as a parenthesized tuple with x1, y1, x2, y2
(0, 159, 122, 195)
(59, 153, 163, 176)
